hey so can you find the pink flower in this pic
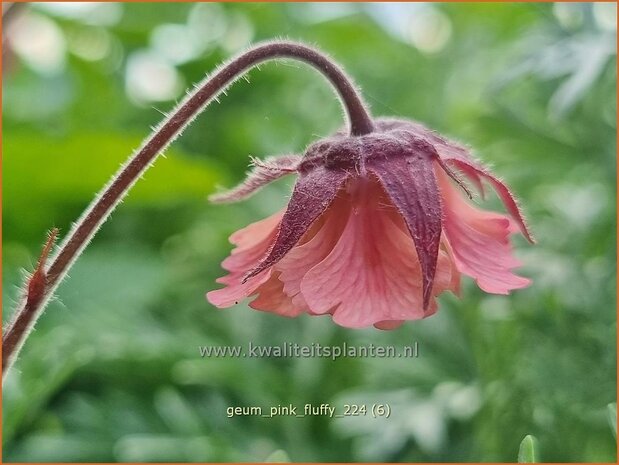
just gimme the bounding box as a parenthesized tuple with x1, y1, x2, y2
(207, 118, 533, 329)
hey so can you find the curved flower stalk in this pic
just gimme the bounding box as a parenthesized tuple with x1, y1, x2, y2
(207, 118, 534, 329)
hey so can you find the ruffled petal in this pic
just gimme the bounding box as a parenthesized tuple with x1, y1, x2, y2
(442, 241, 462, 296)
(249, 272, 306, 317)
(207, 270, 272, 308)
(299, 179, 454, 328)
(206, 211, 283, 307)
(221, 211, 283, 273)
(436, 169, 531, 294)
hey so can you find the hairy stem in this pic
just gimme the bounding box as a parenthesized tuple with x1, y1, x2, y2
(2, 41, 373, 377)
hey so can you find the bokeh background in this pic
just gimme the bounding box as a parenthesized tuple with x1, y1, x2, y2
(2, 2, 617, 462)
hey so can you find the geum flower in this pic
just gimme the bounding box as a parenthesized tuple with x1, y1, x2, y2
(207, 118, 533, 329)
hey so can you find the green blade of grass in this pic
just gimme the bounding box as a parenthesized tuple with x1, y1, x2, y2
(608, 403, 617, 439)
(518, 435, 539, 463)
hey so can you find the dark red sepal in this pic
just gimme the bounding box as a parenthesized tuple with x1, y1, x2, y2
(367, 139, 442, 310)
(244, 165, 350, 281)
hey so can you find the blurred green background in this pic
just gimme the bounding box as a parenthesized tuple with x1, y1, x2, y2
(2, 2, 617, 462)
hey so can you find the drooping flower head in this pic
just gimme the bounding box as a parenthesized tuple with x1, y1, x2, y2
(207, 117, 533, 329)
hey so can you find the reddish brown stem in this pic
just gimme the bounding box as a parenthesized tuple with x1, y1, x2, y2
(2, 41, 373, 377)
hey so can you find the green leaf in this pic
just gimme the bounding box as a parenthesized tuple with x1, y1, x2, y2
(608, 403, 617, 439)
(518, 435, 539, 463)
(264, 449, 290, 463)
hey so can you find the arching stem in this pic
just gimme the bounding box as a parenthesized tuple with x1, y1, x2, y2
(2, 41, 374, 377)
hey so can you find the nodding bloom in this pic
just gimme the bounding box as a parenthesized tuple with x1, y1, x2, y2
(207, 118, 533, 329)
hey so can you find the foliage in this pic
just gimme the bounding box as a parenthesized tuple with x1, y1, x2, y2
(2, 2, 616, 462)
(518, 435, 539, 463)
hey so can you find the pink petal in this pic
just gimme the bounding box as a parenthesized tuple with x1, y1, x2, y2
(222, 212, 283, 274)
(442, 240, 462, 297)
(299, 179, 454, 329)
(207, 270, 272, 308)
(249, 272, 306, 317)
(207, 211, 283, 307)
(228, 210, 283, 251)
(436, 168, 531, 295)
